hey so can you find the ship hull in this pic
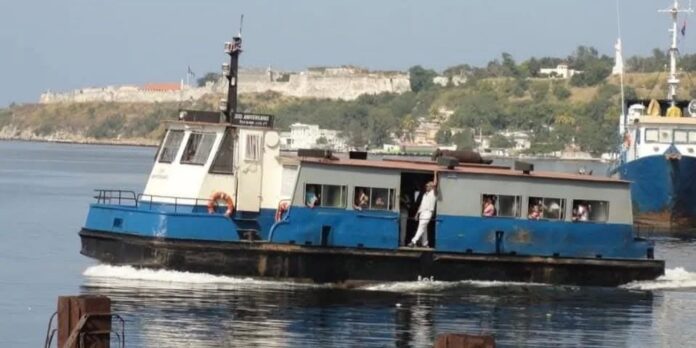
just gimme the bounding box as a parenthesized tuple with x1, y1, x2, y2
(619, 155, 696, 233)
(80, 229, 664, 287)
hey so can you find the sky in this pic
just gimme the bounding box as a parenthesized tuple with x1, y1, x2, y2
(1, 0, 694, 107)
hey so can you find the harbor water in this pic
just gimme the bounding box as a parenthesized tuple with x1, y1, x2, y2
(2, 141, 696, 347)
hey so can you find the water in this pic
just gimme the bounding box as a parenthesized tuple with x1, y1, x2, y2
(2, 141, 696, 347)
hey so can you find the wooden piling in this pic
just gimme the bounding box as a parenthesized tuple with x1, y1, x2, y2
(433, 333, 496, 348)
(57, 295, 112, 348)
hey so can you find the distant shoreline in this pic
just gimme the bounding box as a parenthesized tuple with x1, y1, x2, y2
(0, 137, 158, 148)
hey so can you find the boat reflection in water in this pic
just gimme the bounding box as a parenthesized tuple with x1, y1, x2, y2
(80, 265, 657, 347)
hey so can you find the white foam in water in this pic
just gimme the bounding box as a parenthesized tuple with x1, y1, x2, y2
(361, 278, 546, 292)
(622, 267, 696, 290)
(83, 264, 321, 290)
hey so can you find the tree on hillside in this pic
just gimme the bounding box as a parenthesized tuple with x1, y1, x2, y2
(501, 52, 520, 78)
(435, 129, 452, 144)
(490, 134, 513, 148)
(408, 66, 437, 92)
(567, 46, 613, 87)
(452, 130, 475, 150)
(197, 72, 221, 87)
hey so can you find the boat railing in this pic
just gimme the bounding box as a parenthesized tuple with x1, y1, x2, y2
(94, 189, 217, 213)
(137, 193, 211, 213)
(93, 189, 138, 207)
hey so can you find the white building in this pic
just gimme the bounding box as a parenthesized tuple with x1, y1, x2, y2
(280, 123, 347, 151)
(539, 64, 582, 79)
(476, 130, 532, 156)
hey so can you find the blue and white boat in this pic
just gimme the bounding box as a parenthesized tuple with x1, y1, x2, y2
(616, 1, 696, 232)
(79, 33, 663, 287)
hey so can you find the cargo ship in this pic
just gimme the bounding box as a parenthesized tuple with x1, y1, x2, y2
(614, 0, 696, 232)
(79, 32, 663, 287)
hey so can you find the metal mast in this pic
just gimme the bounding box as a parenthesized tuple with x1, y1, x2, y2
(659, 0, 693, 104)
(222, 16, 244, 123)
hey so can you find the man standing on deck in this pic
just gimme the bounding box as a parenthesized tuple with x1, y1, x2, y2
(409, 175, 437, 248)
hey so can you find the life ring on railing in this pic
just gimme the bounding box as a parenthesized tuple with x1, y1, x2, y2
(275, 200, 290, 222)
(207, 191, 235, 217)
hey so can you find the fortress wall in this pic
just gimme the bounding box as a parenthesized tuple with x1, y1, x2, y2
(39, 69, 411, 103)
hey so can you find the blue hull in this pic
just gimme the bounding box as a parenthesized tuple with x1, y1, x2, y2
(619, 155, 696, 230)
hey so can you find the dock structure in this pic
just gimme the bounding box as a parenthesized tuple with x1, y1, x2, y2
(44, 295, 124, 348)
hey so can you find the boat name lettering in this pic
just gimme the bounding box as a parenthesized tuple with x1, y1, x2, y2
(231, 113, 274, 128)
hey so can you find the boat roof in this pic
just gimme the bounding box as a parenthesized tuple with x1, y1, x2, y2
(634, 116, 696, 125)
(298, 157, 629, 185)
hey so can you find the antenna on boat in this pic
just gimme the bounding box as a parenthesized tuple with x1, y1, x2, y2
(616, 0, 626, 130)
(659, 0, 693, 105)
(222, 15, 244, 123)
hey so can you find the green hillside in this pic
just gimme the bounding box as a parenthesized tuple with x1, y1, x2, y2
(3, 47, 696, 154)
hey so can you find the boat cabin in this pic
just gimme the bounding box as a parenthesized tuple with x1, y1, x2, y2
(270, 157, 651, 260)
(621, 99, 696, 161)
(143, 111, 286, 214)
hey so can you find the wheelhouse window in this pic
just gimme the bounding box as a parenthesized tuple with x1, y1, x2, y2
(481, 194, 520, 218)
(245, 134, 261, 161)
(305, 183, 346, 208)
(210, 128, 235, 174)
(659, 129, 672, 143)
(645, 128, 659, 143)
(158, 130, 184, 163)
(181, 132, 216, 165)
(674, 130, 689, 144)
(572, 200, 609, 222)
(354, 186, 394, 211)
(688, 130, 696, 144)
(528, 197, 565, 220)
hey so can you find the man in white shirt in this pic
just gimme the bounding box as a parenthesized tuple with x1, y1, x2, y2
(409, 179, 437, 248)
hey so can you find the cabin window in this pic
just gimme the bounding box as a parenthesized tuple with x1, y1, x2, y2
(354, 187, 394, 211)
(674, 130, 689, 144)
(659, 129, 672, 143)
(245, 134, 261, 161)
(305, 183, 346, 208)
(181, 132, 216, 165)
(481, 194, 521, 218)
(688, 131, 696, 144)
(644, 129, 659, 143)
(210, 128, 235, 174)
(571, 200, 609, 222)
(527, 197, 565, 220)
(158, 130, 184, 163)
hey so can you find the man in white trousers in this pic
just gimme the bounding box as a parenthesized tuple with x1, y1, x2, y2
(409, 177, 437, 248)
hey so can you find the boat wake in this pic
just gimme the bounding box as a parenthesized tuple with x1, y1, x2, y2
(82, 264, 324, 290)
(621, 267, 696, 291)
(361, 279, 548, 292)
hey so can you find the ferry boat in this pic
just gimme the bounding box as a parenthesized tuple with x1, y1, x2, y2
(615, 0, 696, 232)
(79, 33, 663, 287)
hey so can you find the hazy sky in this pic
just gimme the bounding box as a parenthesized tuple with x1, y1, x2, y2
(1, 0, 694, 106)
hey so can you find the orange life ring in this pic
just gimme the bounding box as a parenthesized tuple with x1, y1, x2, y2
(275, 200, 290, 222)
(207, 191, 235, 216)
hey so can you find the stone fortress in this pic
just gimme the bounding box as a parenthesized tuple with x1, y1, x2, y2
(39, 66, 412, 104)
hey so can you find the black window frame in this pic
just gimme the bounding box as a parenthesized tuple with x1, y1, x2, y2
(180, 132, 217, 166)
(157, 130, 185, 164)
(210, 128, 236, 174)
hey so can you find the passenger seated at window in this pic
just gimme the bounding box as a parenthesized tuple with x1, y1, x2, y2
(482, 196, 496, 217)
(572, 202, 590, 221)
(528, 204, 542, 220)
(373, 196, 386, 209)
(305, 185, 320, 208)
(354, 188, 369, 210)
